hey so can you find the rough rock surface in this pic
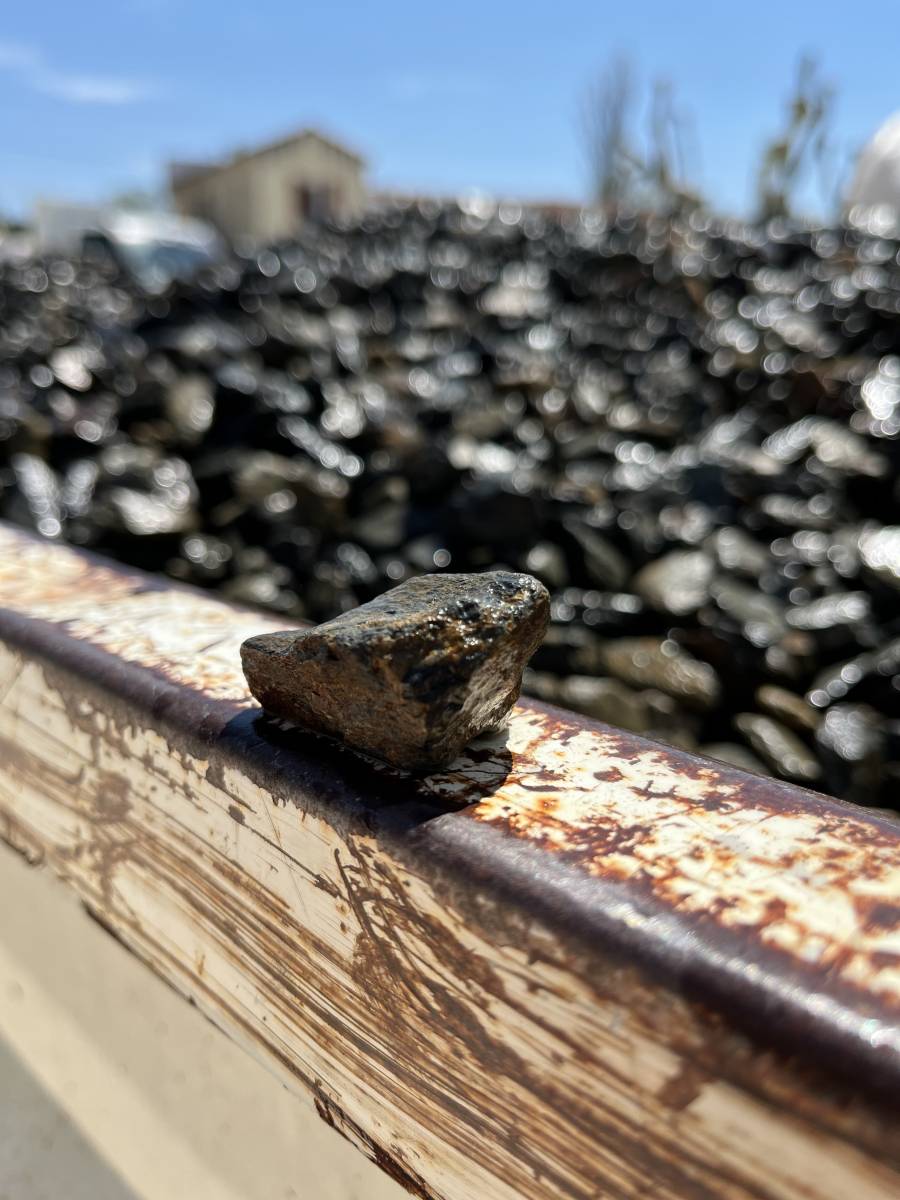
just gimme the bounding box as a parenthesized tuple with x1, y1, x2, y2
(241, 571, 549, 770)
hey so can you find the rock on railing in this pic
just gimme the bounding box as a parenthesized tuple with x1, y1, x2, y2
(0, 520, 897, 1200)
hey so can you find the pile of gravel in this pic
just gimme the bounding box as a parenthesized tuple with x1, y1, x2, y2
(1, 202, 897, 804)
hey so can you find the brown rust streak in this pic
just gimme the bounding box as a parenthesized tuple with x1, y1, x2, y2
(312, 1084, 436, 1200)
(130, 804, 719, 1196)
(0, 715, 451, 1195)
(330, 837, 777, 1200)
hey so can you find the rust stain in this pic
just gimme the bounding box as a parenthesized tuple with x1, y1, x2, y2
(313, 1084, 437, 1200)
(657, 1062, 710, 1112)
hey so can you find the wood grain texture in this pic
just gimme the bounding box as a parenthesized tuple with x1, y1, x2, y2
(0, 523, 898, 1200)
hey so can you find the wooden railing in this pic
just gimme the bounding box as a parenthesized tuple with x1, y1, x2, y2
(0, 520, 897, 1200)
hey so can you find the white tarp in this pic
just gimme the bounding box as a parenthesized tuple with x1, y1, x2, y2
(846, 113, 900, 232)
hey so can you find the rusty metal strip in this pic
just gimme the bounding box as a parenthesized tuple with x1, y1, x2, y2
(0, 521, 898, 1200)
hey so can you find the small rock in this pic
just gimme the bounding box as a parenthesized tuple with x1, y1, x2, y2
(8, 454, 63, 538)
(525, 541, 569, 589)
(701, 742, 771, 776)
(765, 629, 818, 683)
(859, 527, 900, 592)
(756, 493, 836, 531)
(241, 571, 549, 770)
(522, 668, 565, 705)
(529, 622, 603, 675)
(600, 637, 721, 710)
(633, 550, 714, 616)
(786, 591, 871, 630)
(710, 578, 787, 644)
(816, 704, 886, 803)
(709, 527, 771, 578)
(580, 592, 647, 635)
(353, 499, 408, 551)
(805, 640, 900, 711)
(562, 516, 629, 589)
(165, 374, 215, 443)
(763, 417, 887, 477)
(558, 675, 650, 730)
(755, 685, 821, 734)
(734, 713, 822, 784)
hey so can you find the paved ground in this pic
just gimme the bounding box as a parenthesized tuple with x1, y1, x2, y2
(0, 844, 406, 1200)
(0, 1034, 137, 1200)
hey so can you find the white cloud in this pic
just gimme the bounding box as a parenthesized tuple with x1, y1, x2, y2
(0, 38, 154, 105)
(33, 71, 154, 104)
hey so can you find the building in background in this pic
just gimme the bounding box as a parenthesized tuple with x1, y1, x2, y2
(170, 128, 366, 245)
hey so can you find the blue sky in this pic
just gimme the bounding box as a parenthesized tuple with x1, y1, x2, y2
(2, 1, 898, 220)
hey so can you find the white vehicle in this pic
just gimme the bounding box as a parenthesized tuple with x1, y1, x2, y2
(33, 201, 226, 289)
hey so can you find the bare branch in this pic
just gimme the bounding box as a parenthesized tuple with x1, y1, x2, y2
(757, 55, 834, 220)
(580, 55, 636, 210)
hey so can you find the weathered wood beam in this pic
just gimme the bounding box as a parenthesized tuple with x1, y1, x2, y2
(0, 521, 898, 1200)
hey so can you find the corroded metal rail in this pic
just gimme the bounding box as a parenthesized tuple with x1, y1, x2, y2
(0, 520, 897, 1200)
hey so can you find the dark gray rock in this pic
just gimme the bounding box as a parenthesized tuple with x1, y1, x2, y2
(701, 742, 771, 776)
(763, 417, 887, 476)
(559, 675, 647, 727)
(525, 542, 569, 589)
(562, 517, 629, 589)
(7, 455, 63, 538)
(3, 205, 900, 807)
(559, 674, 700, 748)
(755, 685, 821, 734)
(734, 713, 822, 784)
(786, 591, 871, 630)
(806, 639, 900, 712)
(710, 578, 787, 644)
(241, 571, 549, 770)
(522, 668, 565, 706)
(633, 550, 714, 617)
(529, 622, 604, 675)
(600, 637, 721, 711)
(816, 704, 886, 803)
(165, 374, 215, 443)
(859, 527, 900, 592)
(708, 527, 771, 579)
